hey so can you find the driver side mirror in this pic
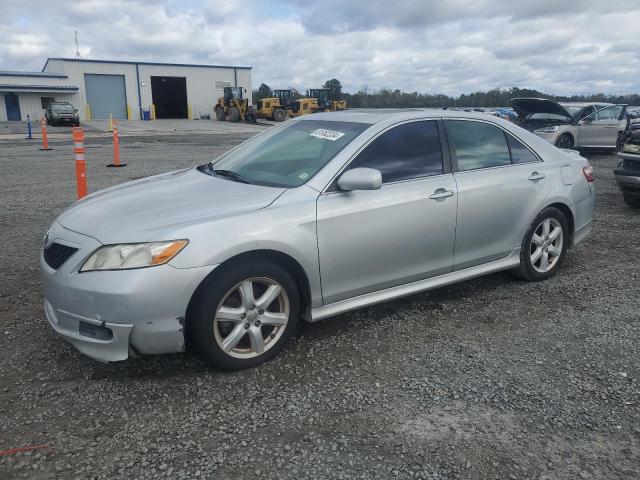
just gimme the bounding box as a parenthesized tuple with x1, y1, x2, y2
(337, 168, 382, 191)
(580, 116, 593, 124)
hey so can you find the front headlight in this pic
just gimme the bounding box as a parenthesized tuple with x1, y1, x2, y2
(80, 240, 188, 272)
(534, 126, 560, 134)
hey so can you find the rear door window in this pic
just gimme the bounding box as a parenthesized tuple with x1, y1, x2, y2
(506, 134, 539, 164)
(446, 120, 511, 171)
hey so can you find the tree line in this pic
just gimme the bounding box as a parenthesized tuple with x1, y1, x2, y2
(254, 80, 640, 108)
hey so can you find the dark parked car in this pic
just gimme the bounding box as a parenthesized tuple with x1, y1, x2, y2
(615, 129, 640, 208)
(45, 102, 80, 126)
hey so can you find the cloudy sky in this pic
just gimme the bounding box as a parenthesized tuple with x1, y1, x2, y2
(1, 0, 639, 95)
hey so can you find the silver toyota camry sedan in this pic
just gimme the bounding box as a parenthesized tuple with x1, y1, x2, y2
(41, 110, 595, 370)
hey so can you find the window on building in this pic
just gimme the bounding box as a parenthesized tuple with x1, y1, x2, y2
(446, 120, 511, 171)
(41, 97, 55, 109)
(348, 121, 443, 183)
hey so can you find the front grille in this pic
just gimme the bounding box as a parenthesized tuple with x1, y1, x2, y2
(623, 158, 640, 171)
(44, 243, 79, 270)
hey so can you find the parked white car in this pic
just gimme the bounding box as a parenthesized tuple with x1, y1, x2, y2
(511, 98, 627, 150)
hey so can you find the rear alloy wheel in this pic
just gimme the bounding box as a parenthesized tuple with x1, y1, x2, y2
(273, 108, 287, 122)
(623, 193, 640, 209)
(555, 133, 574, 150)
(190, 259, 300, 370)
(511, 207, 568, 281)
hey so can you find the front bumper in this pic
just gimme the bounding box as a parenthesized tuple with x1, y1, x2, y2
(41, 221, 216, 362)
(52, 116, 78, 124)
(614, 152, 640, 197)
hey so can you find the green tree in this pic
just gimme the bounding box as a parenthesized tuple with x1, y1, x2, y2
(323, 78, 343, 101)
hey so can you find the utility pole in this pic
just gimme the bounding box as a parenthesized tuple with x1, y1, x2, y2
(75, 31, 80, 59)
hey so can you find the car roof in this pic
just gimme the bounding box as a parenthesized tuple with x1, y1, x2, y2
(296, 108, 498, 125)
(558, 102, 613, 107)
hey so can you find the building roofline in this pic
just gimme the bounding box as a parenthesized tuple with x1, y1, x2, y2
(43, 58, 252, 71)
(0, 71, 68, 79)
(0, 85, 79, 91)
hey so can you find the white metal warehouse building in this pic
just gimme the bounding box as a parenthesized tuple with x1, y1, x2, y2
(0, 58, 252, 121)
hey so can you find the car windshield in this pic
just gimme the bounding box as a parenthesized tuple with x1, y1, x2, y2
(205, 120, 369, 187)
(527, 113, 572, 122)
(51, 104, 74, 113)
(561, 105, 584, 119)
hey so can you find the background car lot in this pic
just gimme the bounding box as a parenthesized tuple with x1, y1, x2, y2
(0, 123, 639, 479)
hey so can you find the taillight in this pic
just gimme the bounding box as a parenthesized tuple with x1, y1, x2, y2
(583, 165, 594, 182)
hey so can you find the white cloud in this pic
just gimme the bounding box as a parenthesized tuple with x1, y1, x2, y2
(0, 0, 639, 95)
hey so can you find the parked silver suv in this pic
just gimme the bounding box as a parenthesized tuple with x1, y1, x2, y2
(41, 110, 595, 370)
(512, 98, 626, 150)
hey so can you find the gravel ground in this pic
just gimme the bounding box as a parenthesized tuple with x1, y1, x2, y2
(0, 128, 639, 480)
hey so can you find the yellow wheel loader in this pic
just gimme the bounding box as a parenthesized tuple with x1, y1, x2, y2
(214, 87, 256, 123)
(307, 88, 347, 112)
(287, 97, 318, 118)
(256, 89, 291, 122)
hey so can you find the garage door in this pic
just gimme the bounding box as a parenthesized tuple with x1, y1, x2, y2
(84, 74, 127, 120)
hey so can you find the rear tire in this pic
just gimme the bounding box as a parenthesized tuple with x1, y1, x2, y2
(273, 108, 286, 122)
(215, 107, 225, 121)
(228, 107, 241, 122)
(511, 207, 569, 282)
(555, 133, 574, 150)
(189, 258, 300, 370)
(624, 193, 640, 209)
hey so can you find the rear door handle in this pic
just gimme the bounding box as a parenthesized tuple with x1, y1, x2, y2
(528, 172, 546, 181)
(429, 189, 454, 200)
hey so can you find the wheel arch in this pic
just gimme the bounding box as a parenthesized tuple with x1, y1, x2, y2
(555, 131, 575, 148)
(546, 202, 575, 247)
(184, 249, 312, 347)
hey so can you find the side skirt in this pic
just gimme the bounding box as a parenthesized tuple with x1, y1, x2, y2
(310, 250, 521, 322)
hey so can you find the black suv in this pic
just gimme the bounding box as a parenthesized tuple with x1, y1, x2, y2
(45, 102, 80, 127)
(615, 123, 640, 208)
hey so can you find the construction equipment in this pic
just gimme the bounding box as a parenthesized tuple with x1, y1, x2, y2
(288, 97, 318, 118)
(256, 89, 291, 122)
(308, 89, 347, 112)
(214, 87, 256, 123)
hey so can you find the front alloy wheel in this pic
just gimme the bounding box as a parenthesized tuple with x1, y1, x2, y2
(190, 258, 300, 370)
(213, 278, 289, 359)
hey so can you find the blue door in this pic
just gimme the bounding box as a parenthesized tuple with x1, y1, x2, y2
(4, 94, 21, 121)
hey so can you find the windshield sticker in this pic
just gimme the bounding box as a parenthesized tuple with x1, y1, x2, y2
(298, 172, 310, 180)
(309, 129, 345, 141)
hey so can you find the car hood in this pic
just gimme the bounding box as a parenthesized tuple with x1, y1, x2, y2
(510, 98, 574, 121)
(57, 167, 286, 244)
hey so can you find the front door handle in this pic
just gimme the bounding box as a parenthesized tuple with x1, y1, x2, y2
(528, 172, 546, 181)
(429, 189, 454, 200)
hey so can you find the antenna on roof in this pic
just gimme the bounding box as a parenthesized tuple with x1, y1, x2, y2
(74, 31, 80, 59)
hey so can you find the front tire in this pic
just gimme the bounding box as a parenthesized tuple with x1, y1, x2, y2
(189, 258, 300, 370)
(273, 108, 286, 122)
(228, 107, 241, 122)
(215, 107, 225, 121)
(555, 133, 574, 150)
(511, 207, 569, 281)
(624, 193, 640, 209)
